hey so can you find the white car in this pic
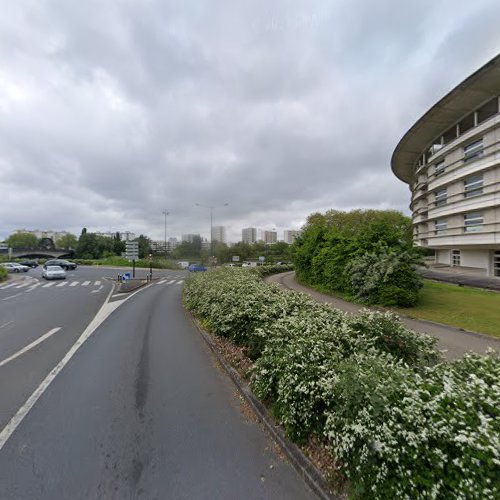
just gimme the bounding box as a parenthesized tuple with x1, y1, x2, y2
(1, 262, 30, 273)
(42, 265, 67, 280)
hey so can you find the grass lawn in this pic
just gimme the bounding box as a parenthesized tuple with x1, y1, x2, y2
(394, 280, 500, 338)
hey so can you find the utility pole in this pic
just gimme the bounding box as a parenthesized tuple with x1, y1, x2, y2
(162, 210, 169, 256)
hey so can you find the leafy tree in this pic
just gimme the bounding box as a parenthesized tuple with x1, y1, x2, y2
(5, 232, 38, 249)
(57, 233, 78, 250)
(292, 209, 421, 307)
(136, 235, 152, 259)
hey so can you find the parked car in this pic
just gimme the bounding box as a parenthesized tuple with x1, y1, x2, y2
(42, 265, 67, 280)
(188, 264, 207, 272)
(18, 260, 38, 268)
(43, 259, 77, 270)
(177, 261, 190, 269)
(1, 262, 30, 273)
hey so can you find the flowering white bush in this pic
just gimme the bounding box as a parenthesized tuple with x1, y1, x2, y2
(184, 268, 499, 499)
(324, 351, 499, 499)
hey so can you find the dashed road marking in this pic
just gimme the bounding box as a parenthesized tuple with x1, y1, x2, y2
(1, 293, 22, 301)
(176, 280, 184, 285)
(0, 327, 62, 368)
(42, 282, 55, 288)
(81, 281, 91, 287)
(69, 281, 79, 287)
(94, 280, 101, 286)
(0, 283, 17, 290)
(56, 282, 68, 287)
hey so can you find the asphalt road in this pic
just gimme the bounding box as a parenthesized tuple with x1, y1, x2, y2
(0, 267, 315, 499)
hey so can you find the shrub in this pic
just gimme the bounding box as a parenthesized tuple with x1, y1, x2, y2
(324, 351, 500, 499)
(0, 266, 7, 281)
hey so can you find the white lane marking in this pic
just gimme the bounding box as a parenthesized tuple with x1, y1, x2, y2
(26, 283, 41, 292)
(0, 287, 112, 450)
(166, 279, 176, 285)
(0, 328, 62, 368)
(42, 282, 55, 288)
(1, 293, 22, 301)
(0, 283, 17, 290)
(81, 281, 91, 287)
(91, 285, 104, 294)
(69, 281, 79, 287)
(0, 321, 14, 330)
(94, 281, 101, 286)
(0, 283, 152, 451)
(56, 281, 68, 287)
(14, 282, 30, 289)
(157, 280, 167, 285)
(176, 280, 184, 285)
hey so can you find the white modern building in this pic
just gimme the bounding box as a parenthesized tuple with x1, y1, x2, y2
(211, 225, 226, 244)
(242, 227, 257, 244)
(262, 230, 278, 244)
(283, 230, 301, 244)
(392, 54, 500, 277)
(181, 234, 201, 243)
(96, 231, 137, 241)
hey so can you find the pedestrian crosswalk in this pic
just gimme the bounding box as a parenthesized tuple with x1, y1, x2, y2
(0, 276, 186, 293)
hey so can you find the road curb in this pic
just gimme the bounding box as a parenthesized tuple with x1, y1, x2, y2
(189, 313, 337, 500)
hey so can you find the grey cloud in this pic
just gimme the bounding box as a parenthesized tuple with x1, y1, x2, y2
(1, 0, 500, 243)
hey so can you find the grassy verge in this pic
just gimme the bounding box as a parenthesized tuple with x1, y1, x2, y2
(394, 280, 500, 338)
(72, 256, 180, 269)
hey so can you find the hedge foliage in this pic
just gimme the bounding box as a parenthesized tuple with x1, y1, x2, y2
(291, 210, 423, 307)
(184, 268, 499, 499)
(0, 266, 7, 281)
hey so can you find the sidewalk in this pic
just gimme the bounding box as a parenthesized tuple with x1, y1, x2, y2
(266, 271, 500, 360)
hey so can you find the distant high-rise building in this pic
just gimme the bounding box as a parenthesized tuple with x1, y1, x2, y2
(211, 226, 226, 244)
(182, 234, 201, 243)
(242, 227, 257, 244)
(283, 230, 301, 244)
(263, 230, 277, 244)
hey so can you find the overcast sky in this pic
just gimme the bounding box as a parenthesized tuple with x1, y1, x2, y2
(1, 0, 500, 243)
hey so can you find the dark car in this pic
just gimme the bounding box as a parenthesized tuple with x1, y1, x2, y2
(18, 260, 38, 268)
(43, 259, 77, 270)
(188, 264, 207, 272)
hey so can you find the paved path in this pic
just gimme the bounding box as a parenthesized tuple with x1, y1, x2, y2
(266, 272, 500, 360)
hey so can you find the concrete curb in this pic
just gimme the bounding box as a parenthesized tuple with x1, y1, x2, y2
(189, 314, 338, 500)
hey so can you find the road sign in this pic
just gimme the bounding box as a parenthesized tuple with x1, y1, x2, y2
(259, 256, 265, 262)
(124, 241, 139, 260)
(232, 255, 240, 262)
(122, 273, 131, 281)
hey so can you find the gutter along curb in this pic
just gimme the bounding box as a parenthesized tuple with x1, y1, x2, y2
(189, 313, 338, 500)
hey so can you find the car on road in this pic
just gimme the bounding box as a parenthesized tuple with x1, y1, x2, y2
(43, 259, 77, 270)
(18, 260, 39, 268)
(1, 262, 30, 273)
(42, 265, 67, 280)
(188, 264, 207, 272)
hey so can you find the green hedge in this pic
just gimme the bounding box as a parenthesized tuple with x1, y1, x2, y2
(184, 268, 499, 499)
(0, 267, 7, 281)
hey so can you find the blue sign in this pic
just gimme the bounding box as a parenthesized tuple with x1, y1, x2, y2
(122, 273, 131, 281)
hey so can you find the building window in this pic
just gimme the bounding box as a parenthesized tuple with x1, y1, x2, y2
(434, 188, 447, 207)
(451, 250, 461, 266)
(494, 251, 500, 277)
(435, 219, 447, 235)
(464, 212, 484, 232)
(434, 160, 445, 176)
(443, 126, 457, 145)
(458, 113, 475, 135)
(464, 175, 484, 198)
(463, 138, 483, 162)
(477, 97, 498, 124)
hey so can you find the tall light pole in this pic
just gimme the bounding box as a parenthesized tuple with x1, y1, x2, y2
(162, 210, 169, 256)
(195, 202, 229, 263)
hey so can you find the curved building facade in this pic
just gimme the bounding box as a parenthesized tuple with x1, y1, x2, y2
(392, 54, 500, 276)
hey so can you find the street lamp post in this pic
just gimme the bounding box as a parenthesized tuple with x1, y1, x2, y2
(195, 202, 229, 264)
(162, 210, 169, 256)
